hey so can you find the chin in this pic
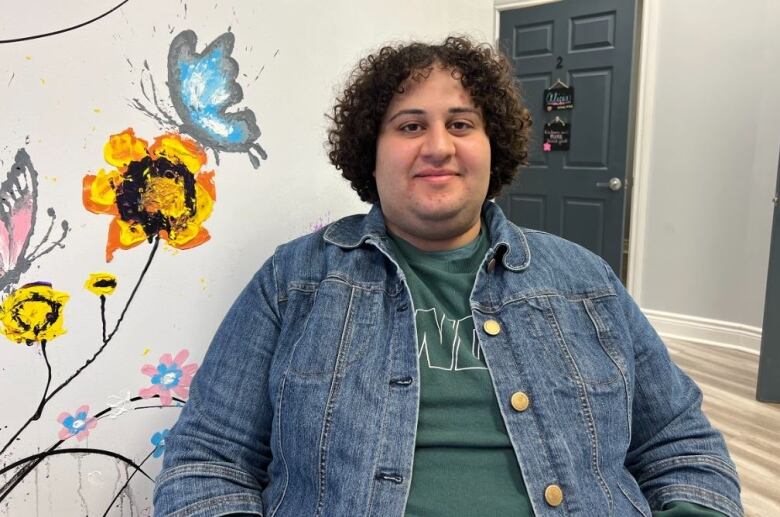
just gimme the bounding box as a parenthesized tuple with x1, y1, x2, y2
(415, 199, 479, 221)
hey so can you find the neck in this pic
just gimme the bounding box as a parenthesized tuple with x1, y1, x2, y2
(386, 218, 481, 252)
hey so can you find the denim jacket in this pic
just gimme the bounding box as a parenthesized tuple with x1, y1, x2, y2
(154, 202, 742, 517)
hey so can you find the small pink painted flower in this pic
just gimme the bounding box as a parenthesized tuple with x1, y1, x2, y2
(139, 349, 198, 405)
(57, 405, 98, 441)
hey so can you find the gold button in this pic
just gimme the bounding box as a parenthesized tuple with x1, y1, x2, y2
(511, 391, 529, 412)
(483, 319, 501, 336)
(544, 484, 563, 507)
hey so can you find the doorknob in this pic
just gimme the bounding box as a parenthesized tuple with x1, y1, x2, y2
(596, 178, 623, 191)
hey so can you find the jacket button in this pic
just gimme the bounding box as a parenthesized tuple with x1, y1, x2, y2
(486, 257, 496, 273)
(483, 319, 501, 336)
(544, 484, 563, 507)
(511, 391, 529, 412)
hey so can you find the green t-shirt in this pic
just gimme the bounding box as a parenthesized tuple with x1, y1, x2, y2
(389, 228, 531, 517)
(387, 229, 727, 517)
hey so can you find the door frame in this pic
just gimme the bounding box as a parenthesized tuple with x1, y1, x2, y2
(494, 0, 655, 301)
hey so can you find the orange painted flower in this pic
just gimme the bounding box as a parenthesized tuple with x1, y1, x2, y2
(83, 129, 216, 261)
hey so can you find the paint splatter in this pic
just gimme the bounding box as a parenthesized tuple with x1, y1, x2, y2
(106, 392, 133, 419)
(87, 470, 104, 487)
(124, 462, 137, 515)
(253, 65, 265, 82)
(142, 347, 151, 356)
(76, 456, 88, 513)
(309, 212, 332, 233)
(111, 462, 122, 510)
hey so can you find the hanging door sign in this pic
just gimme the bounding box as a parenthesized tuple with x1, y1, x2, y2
(543, 118, 570, 152)
(544, 79, 574, 111)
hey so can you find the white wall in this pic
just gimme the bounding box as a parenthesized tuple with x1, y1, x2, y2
(638, 0, 780, 350)
(0, 1, 494, 515)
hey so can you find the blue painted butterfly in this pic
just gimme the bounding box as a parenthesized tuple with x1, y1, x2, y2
(132, 30, 268, 168)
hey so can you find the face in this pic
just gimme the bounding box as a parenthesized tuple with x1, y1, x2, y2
(374, 66, 491, 251)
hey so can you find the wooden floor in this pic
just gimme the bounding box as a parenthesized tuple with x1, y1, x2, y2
(665, 338, 780, 517)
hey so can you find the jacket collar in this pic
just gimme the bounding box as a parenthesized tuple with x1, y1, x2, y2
(323, 201, 530, 271)
(483, 201, 531, 271)
(323, 204, 388, 249)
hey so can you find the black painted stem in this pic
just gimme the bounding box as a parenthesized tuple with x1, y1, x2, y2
(0, 342, 53, 457)
(100, 294, 107, 343)
(0, 1, 132, 44)
(31, 342, 52, 421)
(0, 448, 152, 481)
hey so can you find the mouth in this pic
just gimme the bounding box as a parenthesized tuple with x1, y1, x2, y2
(414, 169, 458, 180)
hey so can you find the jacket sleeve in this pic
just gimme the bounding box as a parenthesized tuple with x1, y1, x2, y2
(603, 262, 743, 517)
(154, 256, 282, 516)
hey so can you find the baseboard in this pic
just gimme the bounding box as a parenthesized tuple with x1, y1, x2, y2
(643, 309, 762, 355)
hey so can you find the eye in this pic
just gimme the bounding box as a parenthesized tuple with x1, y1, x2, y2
(400, 122, 423, 133)
(449, 120, 475, 132)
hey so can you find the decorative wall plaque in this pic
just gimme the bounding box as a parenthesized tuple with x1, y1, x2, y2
(544, 79, 574, 111)
(543, 118, 570, 151)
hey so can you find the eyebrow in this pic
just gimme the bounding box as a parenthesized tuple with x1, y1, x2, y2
(385, 107, 481, 123)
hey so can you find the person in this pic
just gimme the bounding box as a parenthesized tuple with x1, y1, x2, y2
(153, 37, 743, 516)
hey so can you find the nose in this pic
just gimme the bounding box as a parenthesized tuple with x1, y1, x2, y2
(420, 123, 455, 163)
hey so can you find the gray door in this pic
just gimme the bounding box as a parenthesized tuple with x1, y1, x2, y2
(757, 150, 780, 403)
(497, 0, 637, 277)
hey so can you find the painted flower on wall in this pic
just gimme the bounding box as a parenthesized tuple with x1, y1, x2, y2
(139, 349, 198, 406)
(84, 272, 118, 296)
(0, 282, 69, 345)
(83, 128, 216, 262)
(57, 405, 98, 441)
(150, 429, 170, 458)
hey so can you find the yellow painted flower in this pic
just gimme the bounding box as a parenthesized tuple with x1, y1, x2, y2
(83, 128, 216, 262)
(84, 273, 117, 296)
(1, 283, 69, 345)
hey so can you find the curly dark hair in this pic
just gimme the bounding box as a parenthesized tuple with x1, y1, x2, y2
(326, 36, 532, 204)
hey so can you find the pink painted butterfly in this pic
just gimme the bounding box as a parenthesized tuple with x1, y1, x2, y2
(0, 149, 69, 292)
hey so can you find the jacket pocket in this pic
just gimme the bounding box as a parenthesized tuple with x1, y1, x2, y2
(530, 294, 625, 387)
(285, 278, 380, 378)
